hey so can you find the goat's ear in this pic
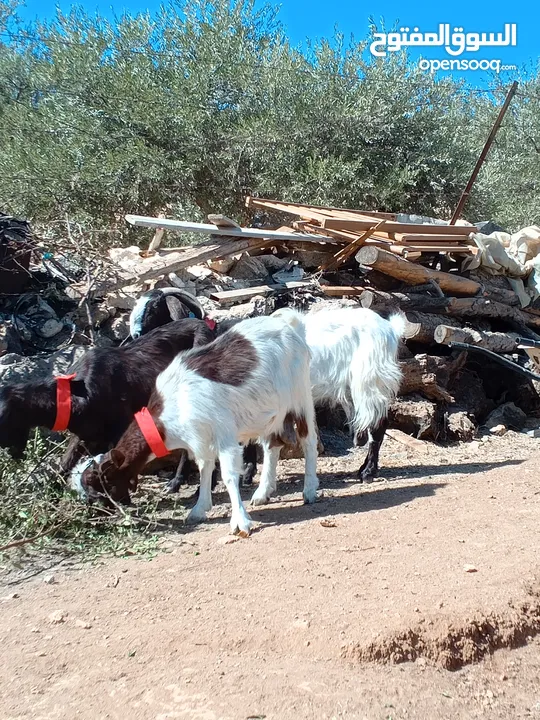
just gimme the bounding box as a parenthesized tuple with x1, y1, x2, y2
(165, 296, 187, 321)
(109, 448, 126, 467)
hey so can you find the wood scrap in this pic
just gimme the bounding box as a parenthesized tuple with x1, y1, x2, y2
(210, 281, 311, 304)
(355, 246, 481, 296)
(434, 325, 519, 353)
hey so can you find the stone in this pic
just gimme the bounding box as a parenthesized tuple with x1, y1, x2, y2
(489, 424, 507, 436)
(38, 319, 64, 338)
(447, 410, 476, 442)
(484, 402, 527, 431)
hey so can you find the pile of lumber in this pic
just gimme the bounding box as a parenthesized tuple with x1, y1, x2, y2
(78, 198, 540, 444)
(245, 197, 476, 266)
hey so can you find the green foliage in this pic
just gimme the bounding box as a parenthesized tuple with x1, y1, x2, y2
(0, 432, 160, 563)
(0, 0, 538, 236)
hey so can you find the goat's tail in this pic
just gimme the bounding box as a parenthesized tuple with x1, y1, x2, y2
(349, 312, 405, 435)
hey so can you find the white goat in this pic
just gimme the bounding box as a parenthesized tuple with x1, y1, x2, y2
(79, 315, 319, 534)
(271, 306, 405, 481)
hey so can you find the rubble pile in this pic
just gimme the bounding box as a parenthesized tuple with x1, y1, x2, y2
(3, 199, 540, 444)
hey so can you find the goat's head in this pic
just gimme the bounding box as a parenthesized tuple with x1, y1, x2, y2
(129, 288, 204, 338)
(0, 386, 31, 460)
(79, 449, 136, 506)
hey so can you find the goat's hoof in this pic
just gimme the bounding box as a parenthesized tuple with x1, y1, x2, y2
(358, 469, 375, 483)
(186, 507, 208, 524)
(250, 491, 270, 507)
(166, 483, 181, 494)
(230, 514, 253, 536)
(303, 490, 318, 505)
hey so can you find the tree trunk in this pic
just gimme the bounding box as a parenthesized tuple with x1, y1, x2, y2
(359, 289, 451, 314)
(356, 246, 481, 296)
(403, 312, 461, 344)
(446, 297, 540, 337)
(399, 351, 467, 402)
(434, 324, 520, 353)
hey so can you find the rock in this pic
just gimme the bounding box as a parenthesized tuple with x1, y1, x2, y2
(48, 610, 66, 624)
(464, 564, 478, 573)
(489, 424, 507, 436)
(38, 319, 64, 338)
(484, 402, 527, 431)
(446, 409, 476, 442)
(207, 257, 237, 274)
(74, 619, 92, 629)
(105, 286, 143, 311)
(107, 316, 130, 341)
(292, 249, 331, 269)
(108, 246, 143, 272)
(0, 345, 85, 384)
(229, 256, 270, 281)
(43, 575, 56, 585)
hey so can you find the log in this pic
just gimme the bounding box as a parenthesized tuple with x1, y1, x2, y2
(399, 352, 467, 402)
(434, 325, 520, 354)
(359, 290, 451, 314)
(355, 246, 481, 296)
(403, 312, 461, 344)
(446, 297, 540, 335)
(385, 428, 431, 453)
(390, 396, 441, 441)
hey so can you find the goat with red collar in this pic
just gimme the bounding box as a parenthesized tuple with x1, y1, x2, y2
(0, 319, 215, 474)
(79, 314, 319, 534)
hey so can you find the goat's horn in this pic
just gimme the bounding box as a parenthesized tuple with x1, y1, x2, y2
(159, 288, 204, 319)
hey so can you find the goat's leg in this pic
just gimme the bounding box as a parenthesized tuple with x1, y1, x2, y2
(166, 451, 187, 493)
(186, 459, 214, 524)
(60, 436, 86, 473)
(240, 442, 258, 487)
(358, 418, 388, 482)
(250, 438, 280, 506)
(299, 407, 319, 505)
(219, 446, 253, 535)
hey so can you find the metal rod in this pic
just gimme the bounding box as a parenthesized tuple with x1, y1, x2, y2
(449, 341, 540, 381)
(449, 81, 518, 225)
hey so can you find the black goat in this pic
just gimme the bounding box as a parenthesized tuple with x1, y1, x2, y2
(0, 320, 215, 474)
(129, 288, 205, 339)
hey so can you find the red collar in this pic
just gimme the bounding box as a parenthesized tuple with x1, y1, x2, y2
(52, 373, 77, 432)
(204, 316, 216, 331)
(134, 407, 170, 458)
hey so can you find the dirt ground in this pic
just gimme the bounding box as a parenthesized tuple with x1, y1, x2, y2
(1, 430, 540, 719)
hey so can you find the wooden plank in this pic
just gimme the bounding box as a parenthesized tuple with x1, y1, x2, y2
(245, 197, 397, 222)
(125, 214, 329, 242)
(207, 214, 241, 228)
(321, 220, 386, 271)
(322, 217, 472, 236)
(389, 244, 473, 255)
(210, 281, 311, 304)
(321, 285, 365, 296)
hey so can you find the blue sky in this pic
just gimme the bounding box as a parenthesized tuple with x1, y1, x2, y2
(14, 0, 537, 83)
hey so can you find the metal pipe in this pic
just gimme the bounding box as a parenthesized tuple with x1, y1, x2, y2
(449, 340, 540, 381)
(449, 81, 518, 225)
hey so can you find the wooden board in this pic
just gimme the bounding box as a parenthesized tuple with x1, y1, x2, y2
(210, 281, 311, 304)
(321, 217, 472, 237)
(245, 197, 397, 222)
(125, 214, 329, 242)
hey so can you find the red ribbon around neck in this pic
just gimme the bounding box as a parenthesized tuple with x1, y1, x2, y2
(52, 373, 77, 432)
(204, 316, 217, 331)
(134, 407, 170, 458)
